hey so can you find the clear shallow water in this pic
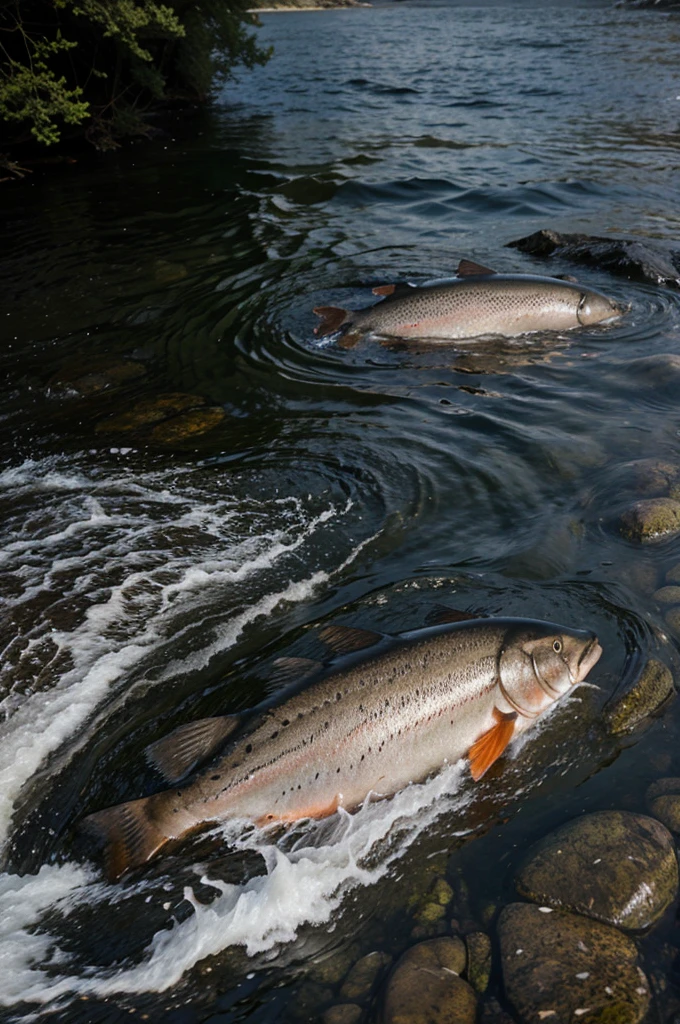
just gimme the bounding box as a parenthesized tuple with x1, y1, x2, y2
(2, 0, 680, 1020)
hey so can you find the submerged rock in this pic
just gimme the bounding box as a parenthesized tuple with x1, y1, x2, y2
(323, 1005, 362, 1024)
(604, 657, 675, 734)
(646, 778, 680, 833)
(339, 950, 391, 1004)
(382, 937, 475, 1024)
(150, 406, 225, 443)
(622, 459, 680, 499)
(498, 902, 651, 1024)
(465, 931, 492, 994)
(619, 498, 680, 544)
(514, 810, 678, 930)
(94, 393, 225, 443)
(507, 229, 680, 288)
(48, 357, 146, 398)
(411, 876, 454, 927)
(95, 392, 205, 432)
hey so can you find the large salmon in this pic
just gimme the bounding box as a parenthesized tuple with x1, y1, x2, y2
(313, 259, 622, 343)
(83, 616, 602, 879)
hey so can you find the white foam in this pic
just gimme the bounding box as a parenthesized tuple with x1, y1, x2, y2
(0, 454, 388, 1012)
(0, 456, 372, 850)
(0, 763, 470, 1006)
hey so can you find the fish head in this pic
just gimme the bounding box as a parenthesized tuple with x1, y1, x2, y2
(576, 288, 623, 327)
(499, 623, 602, 718)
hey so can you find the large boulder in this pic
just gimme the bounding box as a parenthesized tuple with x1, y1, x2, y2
(498, 903, 650, 1024)
(507, 229, 680, 288)
(514, 810, 678, 930)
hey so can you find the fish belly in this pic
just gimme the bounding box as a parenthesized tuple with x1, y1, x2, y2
(186, 688, 501, 826)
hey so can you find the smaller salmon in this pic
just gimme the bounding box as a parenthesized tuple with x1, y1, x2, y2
(313, 258, 622, 343)
(82, 616, 601, 880)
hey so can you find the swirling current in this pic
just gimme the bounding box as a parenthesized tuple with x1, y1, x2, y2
(1, 0, 680, 1020)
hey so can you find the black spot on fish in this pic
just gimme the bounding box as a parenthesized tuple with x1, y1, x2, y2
(336, 692, 342, 701)
(245, 744, 252, 754)
(361, 754, 365, 761)
(282, 719, 290, 727)
(325, 721, 329, 730)
(211, 774, 220, 781)
(315, 772, 319, 780)
(271, 731, 279, 739)
(336, 766, 341, 773)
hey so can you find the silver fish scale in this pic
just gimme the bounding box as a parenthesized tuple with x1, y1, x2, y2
(351, 278, 585, 339)
(189, 625, 507, 816)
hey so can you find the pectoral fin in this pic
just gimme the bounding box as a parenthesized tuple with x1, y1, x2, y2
(468, 708, 518, 781)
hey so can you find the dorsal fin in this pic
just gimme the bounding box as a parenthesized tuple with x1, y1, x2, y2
(456, 259, 497, 277)
(318, 624, 384, 656)
(426, 605, 483, 627)
(268, 656, 322, 688)
(313, 306, 349, 337)
(145, 715, 241, 783)
(372, 283, 417, 298)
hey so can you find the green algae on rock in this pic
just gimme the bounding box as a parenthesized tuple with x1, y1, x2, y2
(498, 903, 650, 1024)
(514, 811, 678, 931)
(48, 358, 146, 398)
(465, 931, 492, 994)
(646, 778, 680, 834)
(604, 658, 675, 735)
(338, 950, 391, 1004)
(150, 407, 225, 444)
(619, 499, 680, 543)
(95, 393, 207, 432)
(382, 938, 476, 1024)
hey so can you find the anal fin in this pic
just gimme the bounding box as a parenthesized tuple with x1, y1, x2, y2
(468, 708, 517, 781)
(146, 715, 241, 783)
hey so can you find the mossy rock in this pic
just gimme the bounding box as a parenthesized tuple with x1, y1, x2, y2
(49, 357, 146, 397)
(653, 585, 680, 606)
(382, 937, 475, 1024)
(665, 562, 680, 585)
(604, 658, 674, 734)
(514, 810, 678, 931)
(150, 406, 225, 443)
(624, 459, 680, 498)
(498, 903, 650, 1024)
(465, 931, 492, 993)
(95, 392, 206, 432)
(619, 498, 680, 543)
(646, 778, 680, 833)
(339, 950, 391, 1004)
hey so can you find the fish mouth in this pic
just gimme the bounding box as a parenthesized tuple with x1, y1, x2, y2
(575, 635, 603, 684)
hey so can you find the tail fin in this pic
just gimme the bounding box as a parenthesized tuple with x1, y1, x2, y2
(313, 306, 349, 337)
(81, 796, 169, 881)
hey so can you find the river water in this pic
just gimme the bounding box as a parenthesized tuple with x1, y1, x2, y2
(1, 0, 680, 1020)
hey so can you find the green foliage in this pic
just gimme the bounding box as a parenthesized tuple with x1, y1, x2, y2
(0, 0, 270, 152)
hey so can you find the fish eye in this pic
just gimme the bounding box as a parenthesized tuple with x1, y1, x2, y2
(553, 639, 562, 653)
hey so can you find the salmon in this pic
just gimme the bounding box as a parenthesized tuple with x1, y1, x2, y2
(82, 616, 602, 880)
(313, 259, 622, 343)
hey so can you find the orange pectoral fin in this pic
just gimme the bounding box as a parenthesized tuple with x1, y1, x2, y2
(468, 708, 518, 781)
